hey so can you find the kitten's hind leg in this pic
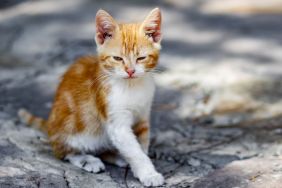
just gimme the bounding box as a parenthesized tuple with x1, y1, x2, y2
(100, 151, 128, 168)
(65, 154, 105, 173)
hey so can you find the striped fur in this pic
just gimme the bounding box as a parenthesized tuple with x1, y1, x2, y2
(18, 109, 47, 131)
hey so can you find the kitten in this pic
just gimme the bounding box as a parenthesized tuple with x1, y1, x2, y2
(18, 8, 164, 186)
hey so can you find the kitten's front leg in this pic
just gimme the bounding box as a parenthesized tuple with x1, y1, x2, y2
(106, 113, 164, 187)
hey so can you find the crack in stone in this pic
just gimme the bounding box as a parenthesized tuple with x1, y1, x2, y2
(181, 134, 244, 157)
(151, 133, 243, 171)
(163, 164, 182, 179)
(63, 170, 71, 188)
(191, 155, 217, 169)
(36, 179, 40, 188)
(108, 171, 123, 188)
(170, 180, 192, 188)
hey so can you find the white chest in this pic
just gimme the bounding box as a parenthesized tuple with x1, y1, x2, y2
(107, 76, 155, 119)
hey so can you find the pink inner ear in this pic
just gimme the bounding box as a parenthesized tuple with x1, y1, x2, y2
(97, 30, 112, 45)
(96, 22, 114, 44)
(144, 25, 161, 43)
(96, 11, 116, 45)
(143, 9, 162, 43)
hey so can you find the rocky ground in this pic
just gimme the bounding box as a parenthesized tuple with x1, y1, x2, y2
(0, 0, 282, 187)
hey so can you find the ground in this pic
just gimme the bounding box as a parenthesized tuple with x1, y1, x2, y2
(0, 0, 282, 187)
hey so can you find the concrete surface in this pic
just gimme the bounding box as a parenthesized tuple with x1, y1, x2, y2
(0, 0, 282, 187)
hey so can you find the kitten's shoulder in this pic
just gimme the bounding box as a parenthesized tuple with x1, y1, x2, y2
(66, 55, 100, 76)
(73, 55, 99, 68)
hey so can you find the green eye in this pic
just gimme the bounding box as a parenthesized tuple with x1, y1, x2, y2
(137, 56, 146, 61)
(113, 56, 123, 61)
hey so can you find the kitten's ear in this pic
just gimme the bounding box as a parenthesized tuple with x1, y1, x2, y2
(95, 9, 118, 45)
(141, 8, 162, 43)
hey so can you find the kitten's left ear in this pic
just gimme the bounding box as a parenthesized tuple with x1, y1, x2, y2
(141, 8, 162, 43)
(95, 9, 118, 45)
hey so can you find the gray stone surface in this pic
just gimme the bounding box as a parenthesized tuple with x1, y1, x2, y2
(0, 0, 282, 187)
(192, 158, 282, 188)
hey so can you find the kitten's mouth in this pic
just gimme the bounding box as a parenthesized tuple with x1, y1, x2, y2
(124, 76, 137, 79)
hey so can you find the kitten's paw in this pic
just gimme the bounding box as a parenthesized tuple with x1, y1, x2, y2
(66, 154, 105, 173)
(82, 158, 105, 173)
(139, 171, 164, 187)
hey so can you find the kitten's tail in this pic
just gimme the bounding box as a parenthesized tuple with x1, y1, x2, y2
(18, 109, 47, 132)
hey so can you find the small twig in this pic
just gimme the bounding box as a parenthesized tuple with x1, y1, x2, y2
(124, 165, 130, 188)
(249, 171, 263, 182)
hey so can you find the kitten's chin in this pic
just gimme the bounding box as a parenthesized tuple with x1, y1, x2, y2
(114, 73, 146, 80)
(123, 77, 138, 80)
(124, 76, 138, 80)
(123, 74, 146, 80)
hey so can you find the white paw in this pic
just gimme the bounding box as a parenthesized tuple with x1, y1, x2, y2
(82, 158, 105, 173)
(66, 154, 105, 173)
(139, 171, 164, 187)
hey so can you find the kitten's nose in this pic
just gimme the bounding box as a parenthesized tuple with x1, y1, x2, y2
(126, 68, 135, 77)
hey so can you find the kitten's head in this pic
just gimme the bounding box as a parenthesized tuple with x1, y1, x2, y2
(95, 8, 162, 79)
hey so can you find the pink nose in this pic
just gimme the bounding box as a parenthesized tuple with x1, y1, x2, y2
(126, 69, 135, 77)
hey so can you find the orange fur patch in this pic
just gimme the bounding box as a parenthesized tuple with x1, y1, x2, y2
(133, 121, 149, 137)
(46, 56, 108, 157)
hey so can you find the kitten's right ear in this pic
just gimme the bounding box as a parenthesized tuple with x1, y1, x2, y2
(95, 9, 118, 45)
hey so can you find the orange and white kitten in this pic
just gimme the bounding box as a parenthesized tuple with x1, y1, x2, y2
(19, 8, 164, 186)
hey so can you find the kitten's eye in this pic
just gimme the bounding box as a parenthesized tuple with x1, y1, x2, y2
(113, 56, 123, 61)
(137, 56, 146, 62)
(146, 33, 154, 37)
